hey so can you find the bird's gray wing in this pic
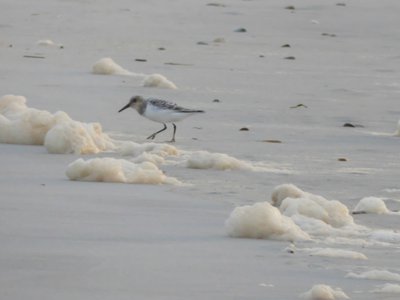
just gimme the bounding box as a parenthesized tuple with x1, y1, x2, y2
(148, 98, 178, 110)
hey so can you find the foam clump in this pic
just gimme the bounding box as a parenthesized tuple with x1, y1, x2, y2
(117, 141, 178, 157)
(92, 59, 177, 90)
(186, 150, 258, 171)
(0, 95, 56, 144)
(66, 157, 181, 185)
(0, 94, 115, 154)
(353, 197, 390, 214)
(300, 284, 350, 300)
(92, 57, 133, 76)
(346, 270, 400, 281)
(117, 141, 179, 165)
(225, 201, 310, 241)
(44, 112, 115, 154)
(372, 283, 400, 294)
(143, 74, 177, 89)
(271, 183, 304, 206)
(271, 184, 354, 228)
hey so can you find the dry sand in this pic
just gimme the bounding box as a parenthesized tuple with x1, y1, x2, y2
(1, 0, 400, 299)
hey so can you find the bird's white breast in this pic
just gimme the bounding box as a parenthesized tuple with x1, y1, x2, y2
(143, 103, 193, 123)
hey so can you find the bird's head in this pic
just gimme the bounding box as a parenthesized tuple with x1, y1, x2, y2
(118, 95, 144, 113)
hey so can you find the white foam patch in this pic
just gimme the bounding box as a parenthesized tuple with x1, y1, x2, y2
(143, 74, 178, 89)
(117, 141, 178, 157)
(346, 270, 400, 281)
(185, 150, 289, 172)
(0, 95, 57, 145)
(369, 230, 400, 244)
(92, 57, 133, 76)
(116, 141, 179, 165)
(271, 184, 354, 228)
(271, 184, 304, 207)
(289, 214, 365, 239)
(353, 197, 390, 214)
(66, 157, 181, 185)
(300, 284, 350, 300)
(92, 58, 177, 89)
(187, 150, 257, 171)
(372, 283, 400, 294)
(44, 113, 115, 154)
(0, 95, 115, 154)
(302, 247, 367, 260)
(225, 201, 310, 241)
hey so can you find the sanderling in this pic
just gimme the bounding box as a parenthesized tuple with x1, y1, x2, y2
(118, 95, 204, 142)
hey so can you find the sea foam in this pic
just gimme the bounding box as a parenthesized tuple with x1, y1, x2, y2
(92, 57, 133, 76)
(186, 150, 261, 171)
(300, 284, 350, 300)
(44, 113, 114, 154)
(0, 95, 56, 145)
(272, 184, 354, 228)
(66, 157, 181, 185)
(143, 74, 178, 89)
(225, 201, 310, 241)
(0, 95, 115, 154)
(92, 57, 177, 89)
(346, 270, 400, 281)
(353, 197, 390, 214)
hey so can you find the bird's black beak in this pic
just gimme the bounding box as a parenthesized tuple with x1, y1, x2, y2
(118, 103, 130, 113)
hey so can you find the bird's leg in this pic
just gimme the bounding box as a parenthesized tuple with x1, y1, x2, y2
(170, 123, 177, 143)
(147, 123, 167, 140)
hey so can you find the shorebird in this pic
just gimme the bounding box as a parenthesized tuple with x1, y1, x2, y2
(118, 95, 204, 142)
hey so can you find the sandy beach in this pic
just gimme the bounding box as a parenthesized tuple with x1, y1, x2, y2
(1, 0, 400, 299)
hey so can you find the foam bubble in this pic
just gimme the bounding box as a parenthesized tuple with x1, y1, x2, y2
(92, 57, 133, 76)
(0, 95, 115, 154)
(225, 201, 310, 241)
(45, 114, 115, 154)
(91, 58, 177, 89)
(143, 74, 178, 89)
(116, 141, 179, 165)
(271, 184, 354, 228)
(271, 184, 304, 207)
(0, 95, 56, 145)
(372, 283, 400, 294)
(66, 157, 181, 185)
(353, 197, 390, 214)
(117, 141, 178, 157)
(346, 270, 400, 281)
(186, 150, 259, 171)
(300, 284, 350, 300)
